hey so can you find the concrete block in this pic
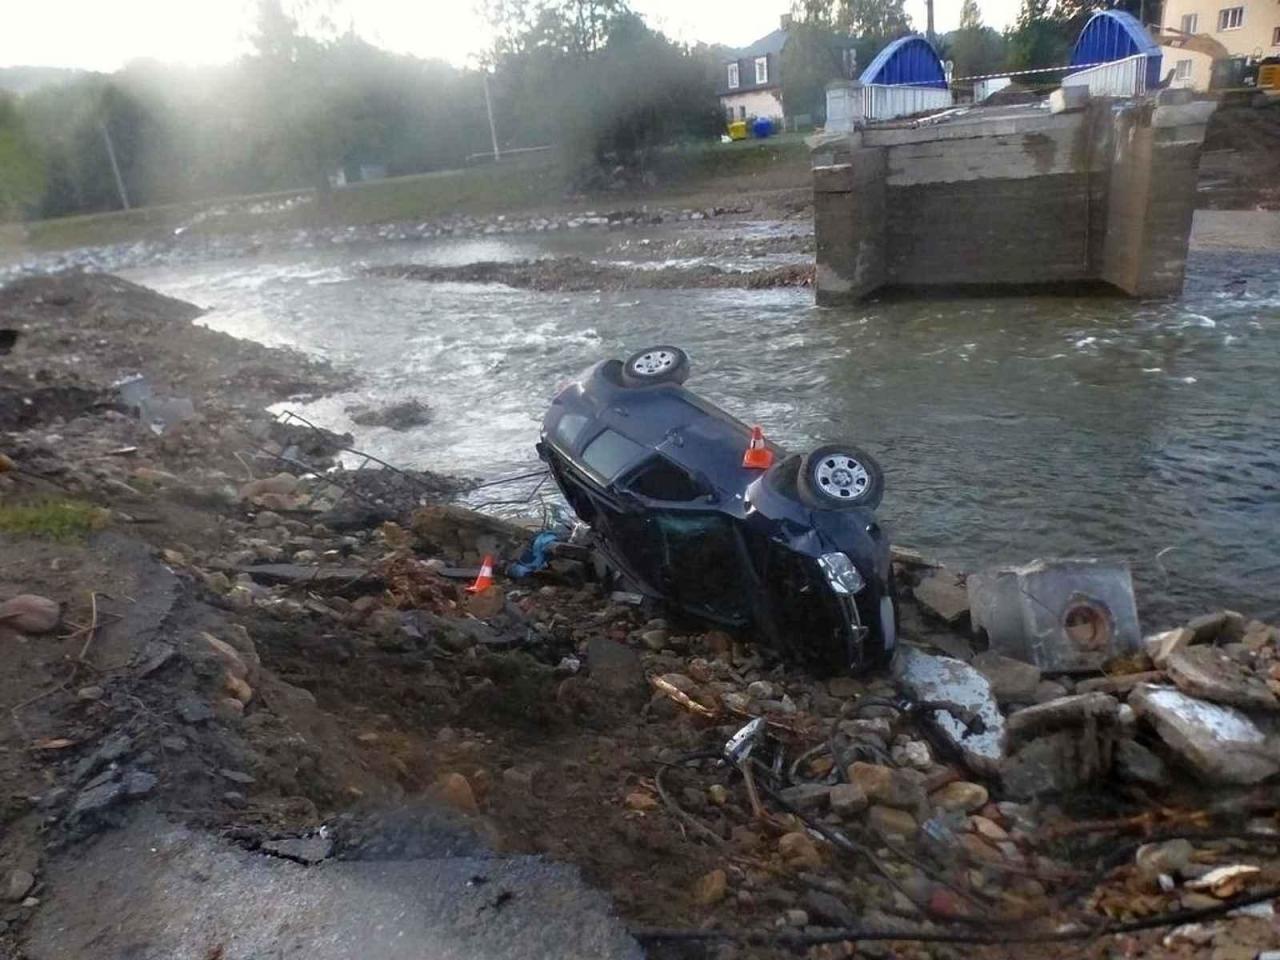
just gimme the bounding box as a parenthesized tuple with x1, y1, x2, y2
(1152, 101, 1217, 128)
(813, 164, 855, 193)
(1156, 87, 1195, 106)
(967, 559, 1141, 672)
(1049, 86, 1089, 114)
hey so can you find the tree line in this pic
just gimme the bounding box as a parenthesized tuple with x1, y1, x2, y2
(0, 0, 1154, 223)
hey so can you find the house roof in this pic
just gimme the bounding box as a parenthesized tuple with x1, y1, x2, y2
(739, 28, 788, 59)
(724, 25, 857, 63)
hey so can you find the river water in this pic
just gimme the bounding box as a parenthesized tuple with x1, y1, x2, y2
(116, 220, 1280, 627)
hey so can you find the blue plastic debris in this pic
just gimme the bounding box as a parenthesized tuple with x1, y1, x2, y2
(508, 531, 561, 578)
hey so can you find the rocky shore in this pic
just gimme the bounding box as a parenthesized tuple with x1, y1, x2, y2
(2, 273, 1280, 959)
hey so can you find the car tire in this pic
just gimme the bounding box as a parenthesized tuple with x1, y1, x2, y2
(620, 345, 690, 387)
(797, 443, 884, 510)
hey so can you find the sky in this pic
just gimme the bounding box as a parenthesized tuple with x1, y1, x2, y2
(0, 0, 1023, 73)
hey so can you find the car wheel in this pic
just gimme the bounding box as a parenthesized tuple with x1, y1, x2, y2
(620, 345, 690, 387)
(797, 443, 884, 510)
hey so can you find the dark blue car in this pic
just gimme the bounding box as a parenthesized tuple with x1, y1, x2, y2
(537, 346, 896, 674)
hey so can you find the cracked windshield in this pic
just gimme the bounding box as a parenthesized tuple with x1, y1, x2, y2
(2, 0, 1280, 956)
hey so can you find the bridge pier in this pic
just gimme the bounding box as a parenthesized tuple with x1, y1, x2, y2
(812, 91, 1216, 304)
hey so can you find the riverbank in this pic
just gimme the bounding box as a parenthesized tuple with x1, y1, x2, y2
(2, 95, 1276, 263)
(3, 273, 1280, 958)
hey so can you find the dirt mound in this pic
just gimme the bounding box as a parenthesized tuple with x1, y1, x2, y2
(0, 273, 349, 407)
(1198, 100, 1280, 210)
(368, 257, 814, 292)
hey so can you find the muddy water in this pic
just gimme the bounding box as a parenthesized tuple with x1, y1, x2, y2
(121, 226, 1280, 626)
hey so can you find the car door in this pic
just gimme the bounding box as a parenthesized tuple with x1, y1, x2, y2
(612, 456, 753, 624)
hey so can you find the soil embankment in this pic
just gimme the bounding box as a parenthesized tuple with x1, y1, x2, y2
(2, 274, 1280, 959)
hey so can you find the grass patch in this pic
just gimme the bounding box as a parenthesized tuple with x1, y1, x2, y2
(0, 499, 109, 540)
(3, 136, 813, 256)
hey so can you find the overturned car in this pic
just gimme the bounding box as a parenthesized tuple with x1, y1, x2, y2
(537, 346, 896, 674)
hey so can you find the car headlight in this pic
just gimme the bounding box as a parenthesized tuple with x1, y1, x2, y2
(818, 552, 866, 596)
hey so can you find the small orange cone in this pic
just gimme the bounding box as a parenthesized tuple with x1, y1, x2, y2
(467, 554, 495, 593)
(742, 425, 774, 470)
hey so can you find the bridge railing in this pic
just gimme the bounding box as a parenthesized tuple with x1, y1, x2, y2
(1061, 54, 1149, 97)
(861, 84, 953, 122)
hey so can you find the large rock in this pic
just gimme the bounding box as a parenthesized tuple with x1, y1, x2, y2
(913, 571, 969, 625)
(1114, 738, 1171, 786)
(970, 652, 1040, 705)
(1129, 684, 1280, 785)
(1164, 646, 1278, 711)
(892, 647, 1006, 775)
(1006, 693, 1121, 742)
(0, 594, 60, 633)
(1000, 729, 1109, 799)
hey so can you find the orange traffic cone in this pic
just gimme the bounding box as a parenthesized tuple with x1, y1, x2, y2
(467, 554, 495, 593)
(742, 425, 774, 469)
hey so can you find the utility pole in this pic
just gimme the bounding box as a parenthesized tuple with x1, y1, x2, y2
(100, 121, 131, 211)
(926, 0, 935, 40)
(482, 72, 501, 164)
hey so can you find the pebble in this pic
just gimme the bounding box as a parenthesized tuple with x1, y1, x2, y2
(970, 815, 1008, 841)
(76, 685, 104, 701)
(829, 781, 868, 816)
(1136, 838, 1193, 879)
(123, 770, 158, 797)
(692, 868, 727, 905)
(929, 781, 989, 814)
(868, 805, 918, 838)
(432, 773, 479, 814)
(779, 784, 832, 811)
(639, 629, 668, 651)
(778, 831, 822, 869)
(746, 680, 776, 700)
(707, 784, 728, 806)
(0, 594, 60, 633)
(891, 739, 932, 769)
(6, 870, 35, 903)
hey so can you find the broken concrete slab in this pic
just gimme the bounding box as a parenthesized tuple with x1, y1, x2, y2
(1074, 671, 1164, 696)
(1129, 684, 1280, 785)
(26, 814, 642, 960)
(970, 651, 1040, 705)
(1049, 85, 1089, 114)
(1185, 610, 1246, 644)
(1000, 729, 1109, 799)
(1144, 627, 1193, 669)
(912, 571, 969, 625)
(967, 558, 1141, 672)
(1164, 646, 1279, 711)
(892, 646, 1006, 776)
(1006, 692, 1121, 742)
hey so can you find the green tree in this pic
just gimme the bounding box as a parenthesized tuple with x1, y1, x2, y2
(1006, 0, 1070, 70)
(0, 94, 44, 220)
(944, 0, 1009, 77)
(780, 4, 857, 121)
(835, 0, 912, 45)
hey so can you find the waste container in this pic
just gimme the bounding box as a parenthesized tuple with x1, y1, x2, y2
(751, 116, 774, 138)
(1258, 58, 1280, 91)
(727, 120, 748, 141)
